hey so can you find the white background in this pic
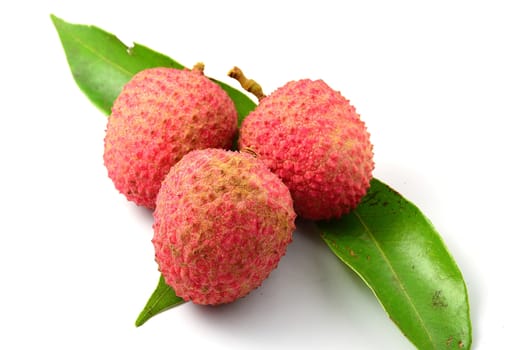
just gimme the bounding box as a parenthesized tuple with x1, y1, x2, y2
(1, 1, 524, 349)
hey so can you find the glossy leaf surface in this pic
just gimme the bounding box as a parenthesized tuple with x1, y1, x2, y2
(52, 15, 258, 326)
(318, 178, 471, 349)
(52, 16, 471, 345)
(50, 15, 256, 121)
(135, 276, 185, 327)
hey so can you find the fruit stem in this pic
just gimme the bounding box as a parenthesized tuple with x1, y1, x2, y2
(193, 62, 205, 74)
(241, 147, 259, 158)
(228, 67, 266, 101)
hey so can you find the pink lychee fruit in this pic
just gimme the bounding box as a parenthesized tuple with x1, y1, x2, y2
(152, 148, 296, 305)
(103, 65, 238, 209)
(238, 78, 374, 220)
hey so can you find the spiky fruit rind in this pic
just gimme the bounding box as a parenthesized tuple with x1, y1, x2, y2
(239, 79, 374, 220)
(153, 149, 296, 305)
(104, 67, 238, 208)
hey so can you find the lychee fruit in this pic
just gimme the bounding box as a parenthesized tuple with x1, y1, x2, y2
(152, 148, 296, 305)
(103, 64, 238, 209)
(230, 68, 374, 220)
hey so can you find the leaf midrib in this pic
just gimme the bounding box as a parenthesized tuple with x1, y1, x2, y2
(353, 211, 436, 349)
(136, 284, 183, 326)
(62, 24, 135, 78)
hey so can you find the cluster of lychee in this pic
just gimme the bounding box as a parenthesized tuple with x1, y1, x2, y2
(103, 63, 374, 305)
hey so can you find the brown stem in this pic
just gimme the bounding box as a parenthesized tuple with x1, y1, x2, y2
(192, 62, 205, 74)
(228, 67, 266, 101)
(241, 147, 259, 158)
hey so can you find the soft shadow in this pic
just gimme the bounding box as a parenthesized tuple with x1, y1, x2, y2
(127, 202, 155, 228)
(187, 220, 413, 349)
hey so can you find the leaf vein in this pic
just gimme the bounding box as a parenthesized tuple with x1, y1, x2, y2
(353, 211, 437, 349)
(65, 28, 134, 77)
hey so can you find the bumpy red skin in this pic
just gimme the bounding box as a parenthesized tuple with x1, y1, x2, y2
(239, 79, 374, 220)
(104, 68, 238, 209)
(153, 149, 296, 305)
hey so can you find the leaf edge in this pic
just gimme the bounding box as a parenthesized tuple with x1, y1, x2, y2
(318, 178, 473, 349)
(135, 275, 186, 327)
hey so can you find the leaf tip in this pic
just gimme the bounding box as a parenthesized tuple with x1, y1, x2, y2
(135, 314, 147, 327)
(50, 13, 62, 26)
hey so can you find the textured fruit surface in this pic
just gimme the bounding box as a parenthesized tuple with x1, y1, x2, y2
(239, 79, 374, 220)
(153, 149, 296, 305)
(104, 67, 238, 208)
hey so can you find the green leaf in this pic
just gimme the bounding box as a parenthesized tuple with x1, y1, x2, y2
(213, 79, 256, 126)
(318, 178, 472, 350)
(51, 15, 182, 115)
(50, 15, 256, 121)
(52, 15, 471, 346)
(51, 15, 258, 326)
(52, 14, 185, 327)
(135, 276, 185, 327)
